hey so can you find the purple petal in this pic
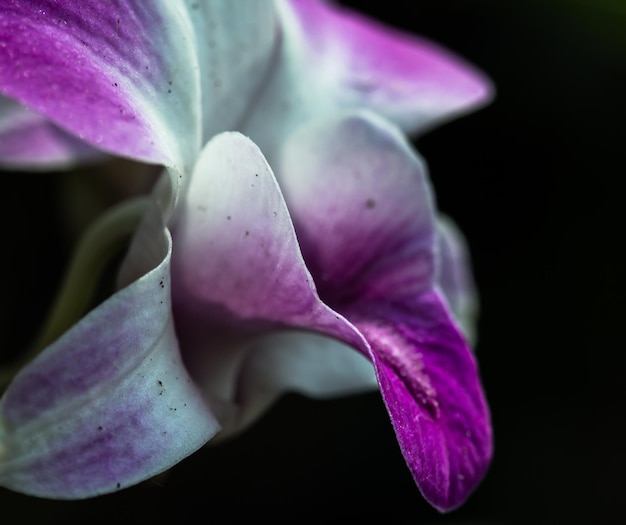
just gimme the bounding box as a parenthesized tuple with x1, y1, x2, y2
(286, 0, 494, 126)
(436, 216, 479, 344)
(0, 95, 104, 169)
(345, 290, 492, 511)
(278, 110, 436, 304)
(243, 0, 493, 165)
(0, 201, 219, 498)
(0, 2, 183, 164)
(0, 1, 277, 206)
(279, 111, 490, 509)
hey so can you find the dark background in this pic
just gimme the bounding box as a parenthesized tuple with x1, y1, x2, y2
(1, 0, 624, 523)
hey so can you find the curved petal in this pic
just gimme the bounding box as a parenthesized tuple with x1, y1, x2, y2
(278, 111, 490, 510)
(170, 132, 361, 344)
(169, 132, 370, 431)
(0, 95, 104, 169)
(212, 330, 377, 439)
(436, 216, 479, 345)
(279, 110, 436, 304)
(240, 331, 376, 400)
(242, 0, 493, 166)
(0, 201, 219, 499)
(346, 291, 492, 512)
(0, 1, 277, 212)
(279, 111, 479, 341)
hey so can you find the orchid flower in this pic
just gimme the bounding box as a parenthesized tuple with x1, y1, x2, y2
(0, 0, 493, 512)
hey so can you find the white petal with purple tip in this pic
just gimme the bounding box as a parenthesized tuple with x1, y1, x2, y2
(242, 0, 493, 167)
(277, 111, 491, 510)
(0, 0, 277, 213)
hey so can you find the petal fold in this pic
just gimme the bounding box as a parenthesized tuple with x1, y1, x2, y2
(0, 201, 219, 499)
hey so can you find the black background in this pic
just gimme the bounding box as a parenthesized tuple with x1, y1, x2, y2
(1, 1, 624, 523)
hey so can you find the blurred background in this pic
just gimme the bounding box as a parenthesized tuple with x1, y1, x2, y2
(1, 0, 624, 523)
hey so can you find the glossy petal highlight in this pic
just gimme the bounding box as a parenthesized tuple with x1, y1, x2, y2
(0, 202, 219, 498)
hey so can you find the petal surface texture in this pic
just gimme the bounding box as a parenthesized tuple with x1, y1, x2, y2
(0, 0, 276, 207)
(243, 0, 493, 166)
(0, 201, 219, 499)
(279, 112, 492, 511)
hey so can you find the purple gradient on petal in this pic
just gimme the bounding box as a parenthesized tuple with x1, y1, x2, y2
(0, 1, 171, 162)
(171, 132, 364, 350)
(345, 290, 492, 512)
(3, 299, 147, 424)
(0, 208, 219, 498)
(277, 112, 490, 510)
(1, 324, 218, 498)
(0, 100, 102, 167)
(279, 112, 436, 305)
(18, 398, 158, 494)
(282, 0, 493, 130)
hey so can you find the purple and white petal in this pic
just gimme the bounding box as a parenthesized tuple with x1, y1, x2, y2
(170, 132, 360, 341)
(0, 201, 219, 499)
(279, 111, 490, 510)
(279, 110, 436, 304)
(346, 290, 492, 512)
(169, 132, 371, 431)
(0, 1, 277, 213)
(243, 0, 493, 166)
(436, 215, 479, 344)
(0, 95, 104, 169)
(0, 2, 192, 166)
